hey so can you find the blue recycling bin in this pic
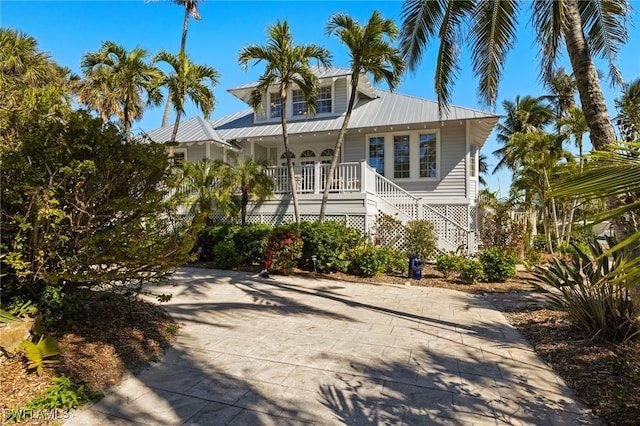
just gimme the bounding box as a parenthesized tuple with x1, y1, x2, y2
(412, 260, 424, 280)
(408, 253, 418, 278)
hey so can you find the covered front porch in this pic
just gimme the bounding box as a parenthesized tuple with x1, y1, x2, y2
(266, 161, 368, 194)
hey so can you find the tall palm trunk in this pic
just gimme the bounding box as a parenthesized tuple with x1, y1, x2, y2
(162, 6, 191, 128)
(563, 0, 634, 246)
(319, 72, 359, 222)
(280, 87, 300, 224)
(171, 110, 183, 142)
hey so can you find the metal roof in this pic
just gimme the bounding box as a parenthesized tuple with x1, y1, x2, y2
(228, 66, 377, 104)
(144, 116, 236, 149)
(211, 89, 499, 146)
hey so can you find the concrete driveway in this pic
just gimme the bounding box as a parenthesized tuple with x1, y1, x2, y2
(65, 267, 597, 425)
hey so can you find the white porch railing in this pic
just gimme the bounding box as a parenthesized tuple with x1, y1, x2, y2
(266, 162, 361, 194)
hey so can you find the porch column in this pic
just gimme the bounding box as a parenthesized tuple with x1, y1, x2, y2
(359, 160, 368, 194)
(205, 140, 211, 159)
(313, 162, 320, 194)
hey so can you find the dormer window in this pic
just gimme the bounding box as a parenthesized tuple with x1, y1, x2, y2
(292, 90, 308, 116)
(318, 86, 332, 114)
(270, 92, 282, 118)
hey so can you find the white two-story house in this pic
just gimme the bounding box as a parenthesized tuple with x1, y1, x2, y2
(146, 66, 498, 253)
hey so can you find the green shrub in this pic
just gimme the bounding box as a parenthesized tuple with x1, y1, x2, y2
(265, 226, 303, 275)
(196, 224, 228, 261)
(197, 223, 271, 265)
(523, 249, 543, 271)
(533, 239, 638, 343)
(459, 259, 483, 284)
(348, 243, 387, 277)
(6, 375, 89, 422)
(212, 240, 241, 269)
(533, 234, 547, 251)
(299, 221, 363, 273)
(384, 248, 408, 275)
(232, 223, 271, 264)
(405, 220, 437, 259)
(479, 247, 517, 282)
(435, 253, 463, 278)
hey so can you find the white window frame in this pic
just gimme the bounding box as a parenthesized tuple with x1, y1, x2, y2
(292, 89, 308, 116)
(317, 85, 332, 114)
(270, 92, 282, 118)
(171, 148, 187, 167)
(365, 129, 440, 181)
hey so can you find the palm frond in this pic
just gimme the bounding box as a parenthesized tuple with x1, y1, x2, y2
(469, 0, 520, 108)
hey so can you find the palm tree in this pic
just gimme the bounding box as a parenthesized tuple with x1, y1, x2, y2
(153, 50, 219, 142)
(161, 0, 203, 127)
(558, 105, 589, 168)
(541, 67, 577, 125)
(492, 95, 553, 173)
(238, 20, 331, 224)
(176, 158, 227, 226)
(218, 153, 275, 224)
(478, 153, 489, 186)
(79, 41, 162, 142)
(399, 0, 629, 153)
(615, 78, 640, 142)
(318, 11, 405, 222)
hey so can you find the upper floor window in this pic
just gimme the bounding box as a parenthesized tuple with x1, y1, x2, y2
(368, 137, 385, 175)
(270, 92, 282, 118)
(419, 133, 437, 178)
(292, 90, 308, 116)
(318, 86, 332, 114)
(394, 135, 410, 178)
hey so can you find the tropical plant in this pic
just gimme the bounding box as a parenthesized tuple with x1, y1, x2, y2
(175, 158, 228, 225)
(541, 66, 577, 125)
(615, 78, 640, 142)
(79, 41, 162, 142)
(21, 336, 60, 376)
(399, 0, 627, 152)
(159, 0, 204, 127)
(480, 247, 517, 282)
(405, 219, 437, 259)
(217, 153, 275, 224)
(533, 239, 638, 343)
(6, 375, 90, 422)
(435, 253, 464, 279)
(238, 20, 332, 224)
(348, 243, 388, 277)
(459, 258, 484, 284)
(319, 10, 405, 222)
(399, 0, 632, 247)
(0, 29, 76, 149)
(553, 141, 640, 310)
(299, 221, 363, 273)
(1, 110, 193, 306)
(153, 50, 219, 142)
(492, 95, 553, 174)
(265, 226, 304, 275)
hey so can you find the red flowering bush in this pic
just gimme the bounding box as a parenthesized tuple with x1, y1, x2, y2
(265, 227, 303, 275)
(479, 247, 517, 282)
(348, 242, 387, 277)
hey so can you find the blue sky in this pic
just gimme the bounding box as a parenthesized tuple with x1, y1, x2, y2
(2, 0, 639, 194)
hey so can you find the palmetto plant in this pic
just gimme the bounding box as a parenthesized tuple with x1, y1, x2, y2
(533, 238, 638, 343)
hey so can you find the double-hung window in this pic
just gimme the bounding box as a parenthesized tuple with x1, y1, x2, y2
(317, 86, 332, 113)
(419, 133, 437, 178)
(270, 92, 282, 118)
(393, 135, 410, 178)
(292, 90, 307, 116)
(368, 137, 385, 175)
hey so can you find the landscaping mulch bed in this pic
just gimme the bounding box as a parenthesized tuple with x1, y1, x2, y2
(1, 265, 638, 425)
